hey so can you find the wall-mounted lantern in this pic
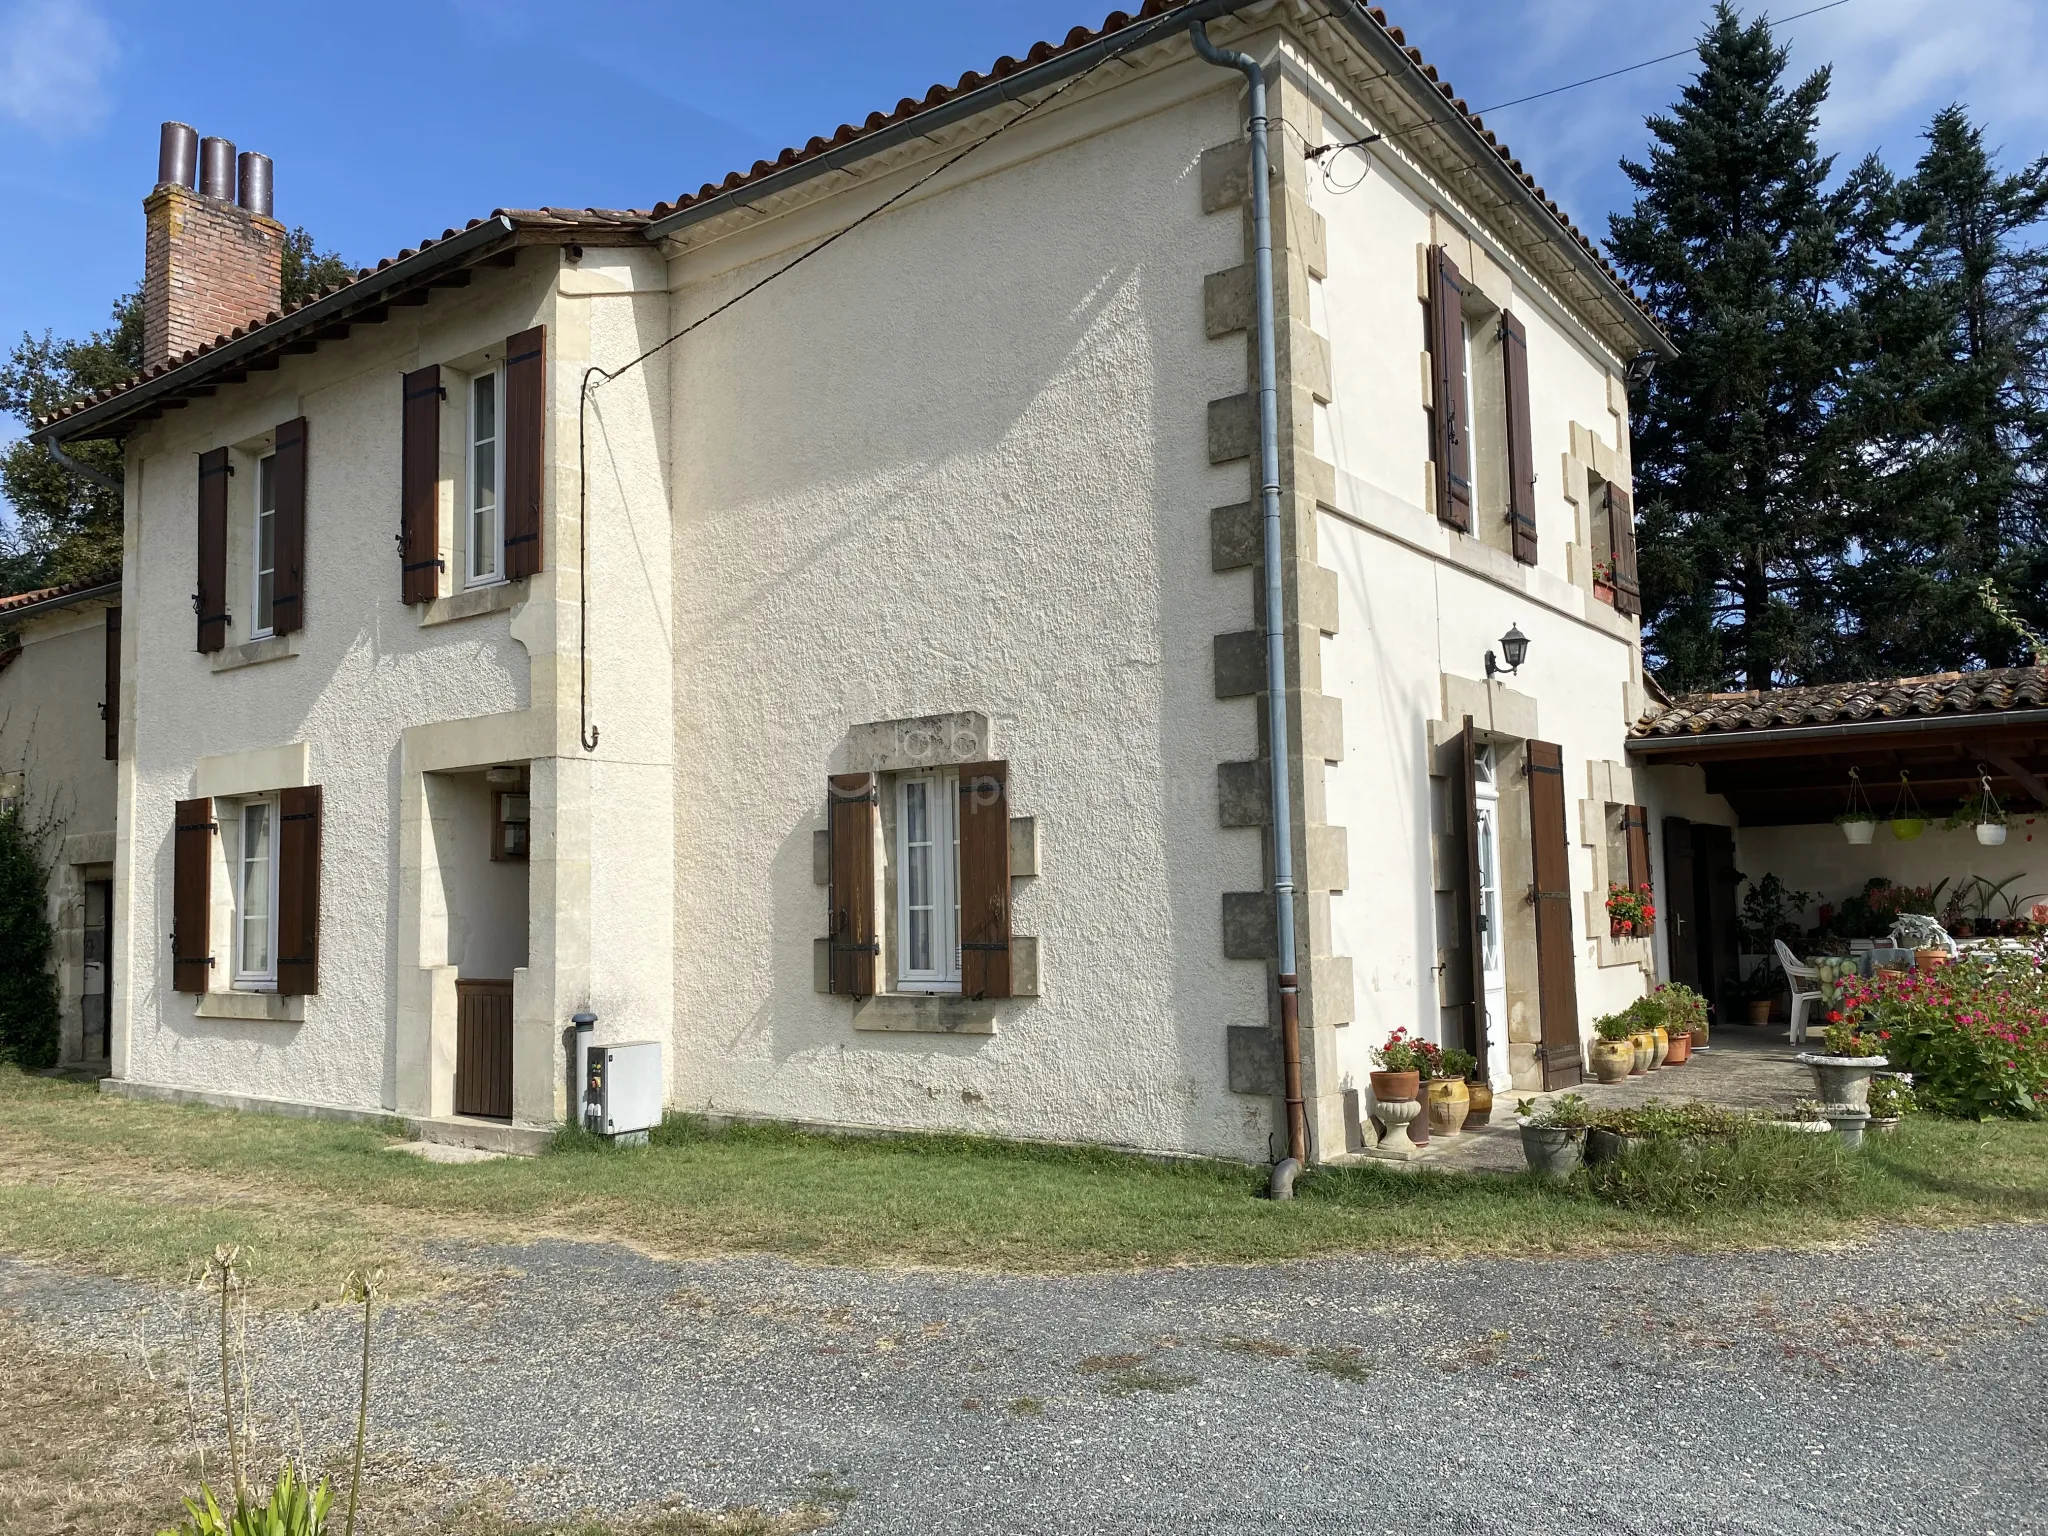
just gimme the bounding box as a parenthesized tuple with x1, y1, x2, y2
(1485, 624, 1529, 680)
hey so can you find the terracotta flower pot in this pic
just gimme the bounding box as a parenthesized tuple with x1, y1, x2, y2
(1369, 1070, 1420, 1103)
(1465, 1080, 1494, 1126)
(1690, 1019, 1710, 1049)
(1590, 1038, 1633, 1084)
(1746, 999, 1773, 1025)
(1650, 1026, 1670, 1070)
(1914, 948, 1949, 973)
(1664, 1030, 1692, 1066)
(1425, 1077, 1470, 1138)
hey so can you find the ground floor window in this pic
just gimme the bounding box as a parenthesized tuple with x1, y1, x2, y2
(235, 798, 278, 989)
(895, 769, 960, 992)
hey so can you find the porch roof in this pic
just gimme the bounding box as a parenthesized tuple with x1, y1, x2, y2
(1625, 666, 2048, 826)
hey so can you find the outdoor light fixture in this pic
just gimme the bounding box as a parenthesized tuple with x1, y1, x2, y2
(1486, 624, 1529, 680)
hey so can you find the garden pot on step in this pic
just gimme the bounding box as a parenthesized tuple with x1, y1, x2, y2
(1590, 1039, 1633, 1084)
(1425, 1078, 1470, 1138)
(1746, 999, 1774, 1025)
(1629, 1032, 1653, 1075)
(1664, 1030, 1692, 1066)
(1465, 1080, 1494, 1126)
(1651, 1026, 1671, 1070)
(1373, 1098, 1423, 1160)
(1796, 1053, 1888, 1111)
(1519, 1123, 1585, 1180)
(1367, 1069, 1419, 1141)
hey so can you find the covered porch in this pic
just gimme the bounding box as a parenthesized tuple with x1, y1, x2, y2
(1627, 667, 2048, 1022)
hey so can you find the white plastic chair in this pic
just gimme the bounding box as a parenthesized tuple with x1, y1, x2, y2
(1774, 939, 1826, 1043)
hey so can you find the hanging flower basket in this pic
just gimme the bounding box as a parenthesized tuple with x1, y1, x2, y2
(1888, 772, 1926, 842)
(1979, 822, 2009, 847)
(1944, 770, 2009, 846)
(1836, 768, 1877, 845)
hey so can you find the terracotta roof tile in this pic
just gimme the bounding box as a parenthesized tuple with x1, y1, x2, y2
(1632, 666, 2048, 739)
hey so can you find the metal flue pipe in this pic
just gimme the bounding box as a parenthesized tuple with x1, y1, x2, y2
(1189, 19, 1305, 1190)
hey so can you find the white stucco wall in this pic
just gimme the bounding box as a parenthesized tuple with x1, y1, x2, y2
(0, 607, 116, 842)
(1736, 819, 2048, 931)
(660, 65, 1273, 1159)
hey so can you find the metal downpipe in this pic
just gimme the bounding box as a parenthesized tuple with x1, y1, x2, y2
(46, 440, 121, 496)
(1189, 20, 1305, 1188)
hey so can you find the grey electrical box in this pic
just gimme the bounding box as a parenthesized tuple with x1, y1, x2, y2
(582, 1040, 663, 1145)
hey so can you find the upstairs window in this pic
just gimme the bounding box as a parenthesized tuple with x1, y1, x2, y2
(896, 770, 961, 992)
(468, 370, 503, 587)
(252, 452, 277, 637)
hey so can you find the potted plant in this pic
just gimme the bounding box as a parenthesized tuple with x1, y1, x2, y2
(1428, 1048, 1476, 1138)
(1368, 1027, 1424, 1105)
(1586, 1106, 1648, 1165)
(1888, 770, 1927, 841)
(1654, 982, 1710, 1050)
(1591, 556, 1616, 605)
(1835, 810, 1878, 845)
(1664, 1018, 1692, 1066)
(1516, 1093, 1589, 1180)
(1795, 1019, 1890, 1110)
(1866, 1073, 1914, 1134)
(1605, 881, 1655, 940)
(1945, 776, 2009, 846)
(1589, 1013, 1634, 1083)
(1730, 963, 1778, 1025)
(1462, 1053, 1495, 1126)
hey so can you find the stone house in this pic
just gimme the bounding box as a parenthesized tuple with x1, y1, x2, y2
(30, 0, 1689, 1162)
(0, 574, 122, 1069)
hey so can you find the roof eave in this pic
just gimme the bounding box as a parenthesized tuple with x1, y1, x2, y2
(0, 579, 123, 624)
(1627, 706, 2048, 758)
(32, 215, 521, 446)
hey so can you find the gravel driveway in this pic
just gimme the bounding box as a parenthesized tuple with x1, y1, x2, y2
(4, 1225, 2043, 1535)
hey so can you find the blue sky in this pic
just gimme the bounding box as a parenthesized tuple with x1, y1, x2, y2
(2, 0, 2043, 480)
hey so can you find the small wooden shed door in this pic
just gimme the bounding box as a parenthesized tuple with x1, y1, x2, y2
(455, 979, 514, 1120)
(1663, 816, 1700, 988)
(1526, 740, 1583, 1089)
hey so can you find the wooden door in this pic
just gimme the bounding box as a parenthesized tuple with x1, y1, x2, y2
(82, 879, 111, 1059)
(1693, 824, 1741, 1017)
(455, 979, 514, 1120)
(1526, 740, 1583, 1089)
(1662, 817, 1699, 989)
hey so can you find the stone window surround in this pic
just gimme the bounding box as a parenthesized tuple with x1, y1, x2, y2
(810, 711, 1040, 1030)
(184, 741, 315, 1018)
(1580, 756, 1653, 970)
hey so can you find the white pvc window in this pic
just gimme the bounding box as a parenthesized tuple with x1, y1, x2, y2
(252, 453, 277, 638)
(236, 799, 278, 988)
(896, 770, 961, 992)
(468, 370, 503, 587)
(1461, 315, 1482, 484)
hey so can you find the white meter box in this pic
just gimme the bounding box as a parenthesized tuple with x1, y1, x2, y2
(585, 1040, 663, 1142)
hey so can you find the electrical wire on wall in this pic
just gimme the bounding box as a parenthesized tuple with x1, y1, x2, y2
(572, 0, 1218, 752)
(1302, 0, 1854, 198)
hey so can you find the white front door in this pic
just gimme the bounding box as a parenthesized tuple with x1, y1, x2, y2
(1474, 748, 1509, 1088)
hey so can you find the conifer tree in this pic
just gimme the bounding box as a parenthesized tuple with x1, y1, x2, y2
(1608, 3, 1880, 691)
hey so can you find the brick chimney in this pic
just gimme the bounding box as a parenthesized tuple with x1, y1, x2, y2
(142, 122, 283, 372)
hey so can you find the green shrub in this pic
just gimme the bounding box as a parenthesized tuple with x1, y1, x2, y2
(0, 807, 58, 1068)
(158, 1461, 333, 1536)
(1834, 950, 2048, 1118)
(1584, 1126, 1849, 1215)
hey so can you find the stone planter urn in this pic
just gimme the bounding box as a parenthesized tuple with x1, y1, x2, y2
(1518, 1123, 1585, 1180)
(1425, 1078, 1470, 1138)
(1375, 1097, 1423, 1160)
(1796, 1053, 1889, 1112)
(1665, 1029, 1692, 1066)
(1590, 1038, 1633, 1083)
(1650, 1026, 1671, 1070)
(1821, 1104, 1872, 1148)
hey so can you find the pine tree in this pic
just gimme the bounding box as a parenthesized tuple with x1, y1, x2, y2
(1608, 3, 1879, 692)
(1835, 107, 2048, 674)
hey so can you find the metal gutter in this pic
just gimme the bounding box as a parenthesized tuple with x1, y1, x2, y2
(33, 216, 520, 445)
(0, 580, 122, 624)
(643, 0, 1250, 243)
(1627, 707, 2048, 757)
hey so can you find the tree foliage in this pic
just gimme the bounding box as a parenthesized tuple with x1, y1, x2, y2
(1611, 4, 2048, 691)
(0, 807, 59, 1069)
(0, 227, 352, 594)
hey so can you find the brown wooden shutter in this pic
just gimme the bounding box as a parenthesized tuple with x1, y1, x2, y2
(1501, 310, 1538, 564)
(270, 416, 307, 634)
(400, 365, 444, 604)
(1624, 804, 1651, 894)
(195, 448, 230, 652)
(103, 606, 120, 761)
(1606, 482, 1640, 617)
(827, 773, 878, 998)
(275, 784, 322, 996)
(172, 796, 215, 992)
(1446, 719, 1486, 1061)
(1662, 816, 1699, 989)
(1525, 740, 1582, 1090)
(958, 761, 1012, 1000)
(1427, 247, 1472, 533)
(502, 325, 546, 580)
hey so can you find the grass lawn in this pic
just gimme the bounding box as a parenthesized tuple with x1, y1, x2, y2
(3, 1067, 2046, 1307)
